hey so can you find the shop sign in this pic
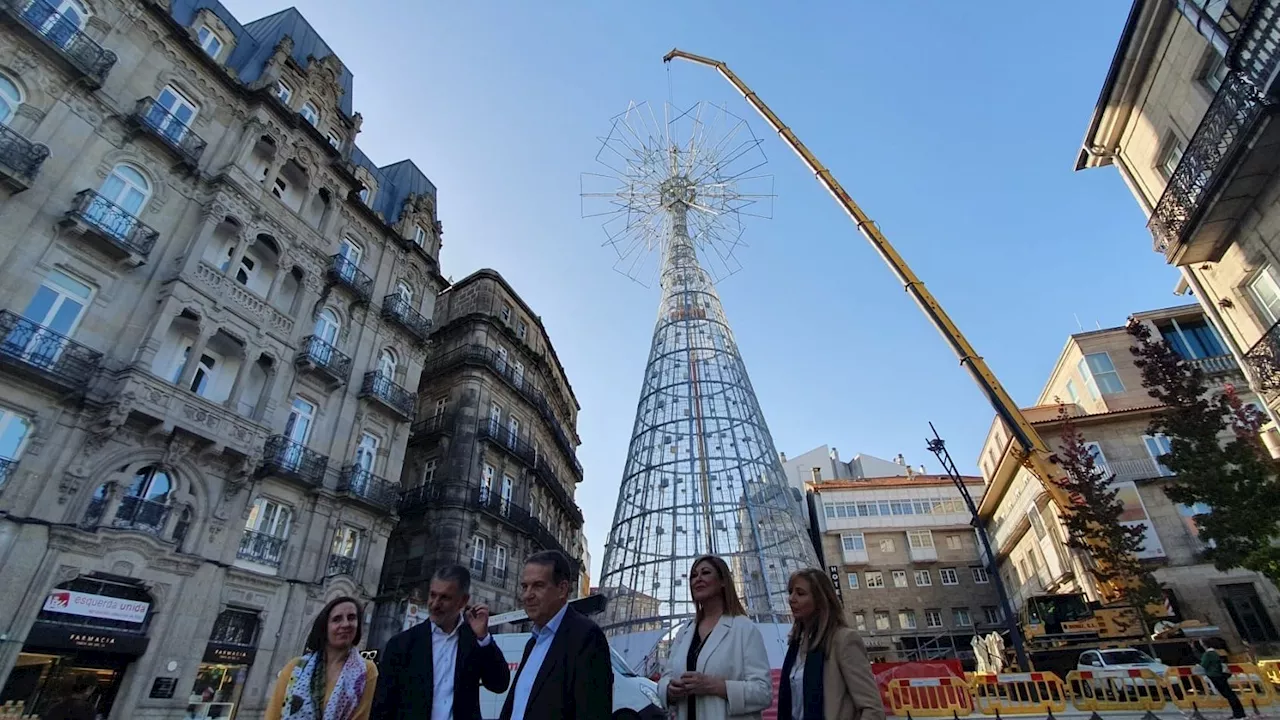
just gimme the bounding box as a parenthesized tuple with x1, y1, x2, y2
(43, 590, 149, 624)
(202, 643, 257, 666)
(25, 622, 150, 656)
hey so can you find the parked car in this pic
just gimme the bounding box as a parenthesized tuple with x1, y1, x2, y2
(479, 632, 665, 720)
(1077, 648, 1170, 675)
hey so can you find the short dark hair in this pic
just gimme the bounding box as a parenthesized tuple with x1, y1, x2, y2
(432, 564, 472, 595)
(305, 596, 363, 657)
(526, 550, 573, 586)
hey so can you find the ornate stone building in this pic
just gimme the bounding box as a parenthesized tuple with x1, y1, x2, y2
(0, 0, 444, 717)
(374, 270, 584, 645)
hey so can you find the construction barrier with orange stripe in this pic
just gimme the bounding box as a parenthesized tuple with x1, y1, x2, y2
(887, 676, 974, 717)
(1063, 668, 1169, 712)
(1164, 663, 1278, 712)
(969, 672, 1068, 715)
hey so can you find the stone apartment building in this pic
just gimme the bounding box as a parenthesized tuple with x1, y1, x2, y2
(1075, 0, 1280, 452)
(977, 304, 1280, 652)
(374, 269, 584, 645)
(810, 475, 1002, 664)
(0, 0, 446, 717)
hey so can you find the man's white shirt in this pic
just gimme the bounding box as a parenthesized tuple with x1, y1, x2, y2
(431, 615, 492, 720)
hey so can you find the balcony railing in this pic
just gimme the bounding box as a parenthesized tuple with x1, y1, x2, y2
(0, 0, 116, 86)
(326, 255, 374, 304)
(398, 482, 442, 514)
(1097, 457, 1174, 483)
(237, 530, 285, 567)
(0, 456, 14, 487)
(422, 345, 582, 477)
(410, 412, 454, 440)
(328, 553, 357, 577)
(67, 189, 159, 258)
(381, 294, 432, 344)
(258, 434, 327, 488)
(132, 97, 206, 167)
(477, 421, 537, 465)
(360, 371, 415, 421)
(1246, 318, 1280, 394)
(337, 466, 398, 512)
(1148, 2, 1280, 263)
(0, 123, 48, 187)
(534, 455, 585, 526)
(1184, 353, 1239, 376)
(0, 310, 101, 390)
(112, 496, 169, 536)
(295, 335, 352, 385)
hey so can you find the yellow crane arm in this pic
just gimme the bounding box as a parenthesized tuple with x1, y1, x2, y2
(661, 48, 1075, 522)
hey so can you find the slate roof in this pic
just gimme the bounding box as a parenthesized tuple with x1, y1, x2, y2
(167, 0, 437, 212)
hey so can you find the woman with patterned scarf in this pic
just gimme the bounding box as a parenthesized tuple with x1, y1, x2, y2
(266, 595, 379, 720)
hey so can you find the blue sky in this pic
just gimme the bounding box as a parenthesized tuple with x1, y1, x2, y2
(222, 1, 1174, 581)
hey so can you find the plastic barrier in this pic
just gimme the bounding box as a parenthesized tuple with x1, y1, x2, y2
(887, 676, 974, 717)
(1165, 663, 1277, 712)
(1064, 668, 1169, 712)
(969, 672, 1068, 716)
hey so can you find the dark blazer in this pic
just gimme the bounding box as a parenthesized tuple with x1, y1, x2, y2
(499, 606, 613, 720)
(371, 619, 511, 720)
(777, 629, 885, 720)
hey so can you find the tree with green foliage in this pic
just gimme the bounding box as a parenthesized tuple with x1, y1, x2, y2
(1127, 319, 1280, 586)
(1048, 404, 1163, 612)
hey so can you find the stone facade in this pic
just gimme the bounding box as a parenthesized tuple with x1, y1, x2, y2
(0, 1, 444, 718)
(373, 269, 584, 646)
(977, 304, 1280, 652)
(811, 476, 1002, 664)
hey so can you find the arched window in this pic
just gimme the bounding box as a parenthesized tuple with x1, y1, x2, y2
(106, 465, 174, 536)
(90, 164, 151, 239)
(299, 102, 319, 126)
(0, 74, 22, 125)
(395, 281, 412, 305)
(377, 349, 396, 380)
(314, 308, 340, 345)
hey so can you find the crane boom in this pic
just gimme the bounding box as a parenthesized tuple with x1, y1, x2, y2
(662, 48, 1089, 574)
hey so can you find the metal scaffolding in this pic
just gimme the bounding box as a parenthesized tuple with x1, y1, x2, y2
(585, 102, 818, 644)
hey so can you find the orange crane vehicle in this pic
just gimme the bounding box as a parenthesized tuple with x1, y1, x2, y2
(661, 49, 1152, 670)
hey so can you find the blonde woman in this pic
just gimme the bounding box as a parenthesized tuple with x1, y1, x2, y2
(659, 555, 773, 720)
(779, 569, 884, 720)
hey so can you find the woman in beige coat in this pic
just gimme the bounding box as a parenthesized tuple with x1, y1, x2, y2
(778, 569, 885, 720)
(658, 555, 774, 720)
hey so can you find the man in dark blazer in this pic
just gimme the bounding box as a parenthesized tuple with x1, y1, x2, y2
(372, 565, 511, 720)
(500, 550, 613, 720)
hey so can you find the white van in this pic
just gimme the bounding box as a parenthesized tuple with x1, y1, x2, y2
(479, 632, 665, 720)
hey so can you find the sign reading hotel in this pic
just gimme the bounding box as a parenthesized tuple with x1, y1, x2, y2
(43, 590, 149, 624)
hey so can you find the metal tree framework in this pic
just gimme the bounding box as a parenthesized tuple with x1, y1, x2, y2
(585, 102, 818, 640)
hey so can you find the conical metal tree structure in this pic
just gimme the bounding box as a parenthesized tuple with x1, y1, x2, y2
(584, 102, 818, 643)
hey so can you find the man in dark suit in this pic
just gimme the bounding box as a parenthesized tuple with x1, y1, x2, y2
(372, 565, 511, 720)
(501, 550, 612, 720)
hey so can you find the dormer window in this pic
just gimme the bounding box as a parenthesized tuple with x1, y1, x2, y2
(196, 24, 223, 59)
(299, 102, 319, 126)
(412, 225, 427, 247)
(275, 81, 292, 105)
(358, 186, 370, 204)
(326, 130, 342, 150)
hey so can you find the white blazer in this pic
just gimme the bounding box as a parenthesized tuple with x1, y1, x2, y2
(658, 615, 774, 720)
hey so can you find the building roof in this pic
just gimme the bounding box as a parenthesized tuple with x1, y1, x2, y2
(813, 475, 982, 490)
(168, 1, 438, 212)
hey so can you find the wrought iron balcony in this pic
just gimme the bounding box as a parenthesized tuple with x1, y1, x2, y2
(328, 553, 357, 577)
(0, 123, 48, 190)
(295, 335, 352, 386)
(0, 310, 101, 391)
(1246, 318, 1280, 396)
(534, 455, 585, 526)
(326, 255, 373, 304)
(130, 97, 206, 168)
(409, 412, 454, 442)
(237, 529, 286, 568)
(477, 421, 537, 466)
(64, 189, 159, 260)
(1148, 2, 1280, 265)
(0, 0, 116, 86)
(337, 466, 398, 513)
(381, 293, 432, 344)
(258, 434, 328, 488)
(112, 496, 170, 536)
(398, 482, 442, 514)
(360, 371, 415, 421)
(0, 456, 14, 487)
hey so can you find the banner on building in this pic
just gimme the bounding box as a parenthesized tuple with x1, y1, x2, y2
(43, 590, 149, 624)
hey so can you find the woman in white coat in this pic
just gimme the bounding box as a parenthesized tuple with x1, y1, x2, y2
(658, 555, 774, 720)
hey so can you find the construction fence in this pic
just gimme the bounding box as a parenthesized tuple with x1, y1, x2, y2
(885, 664, 1277, 717)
